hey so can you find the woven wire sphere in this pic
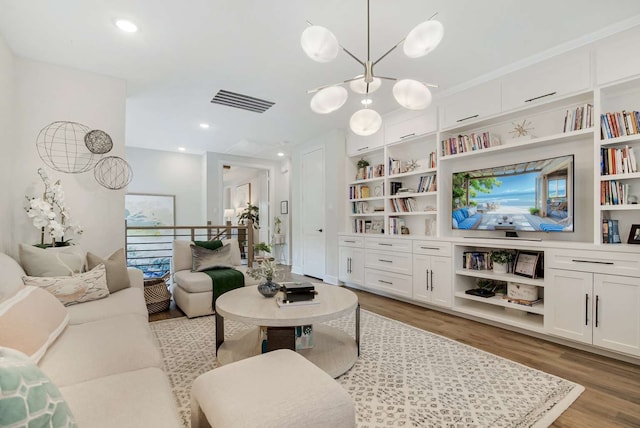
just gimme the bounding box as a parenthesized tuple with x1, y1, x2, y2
(36, 121, 98, 173)
(84, 129, 113, 154)
(94, 156, 133, 190)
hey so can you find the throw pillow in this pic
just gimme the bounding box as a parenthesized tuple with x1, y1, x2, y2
(23, 264, 109, 306)
(193, 239, 223, 251)
(0, 347, 77, 428)
(19, 244, 85, 277)
(191, 243, 235, 271)
(0, 286, 69, 363)
(86, 248, 131, 293)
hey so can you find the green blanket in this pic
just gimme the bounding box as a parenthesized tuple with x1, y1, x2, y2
(202, 268, 245, 308)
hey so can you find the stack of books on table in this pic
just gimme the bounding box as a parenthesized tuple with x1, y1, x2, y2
(276, 282, 318, 307)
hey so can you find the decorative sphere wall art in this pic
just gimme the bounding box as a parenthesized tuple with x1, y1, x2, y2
(84, 129, 113, 154)
(36, 121, 98, 173)
(94, 156, 133, 190)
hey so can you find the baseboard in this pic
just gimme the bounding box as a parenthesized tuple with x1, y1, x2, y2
(323, 275, 339, 285)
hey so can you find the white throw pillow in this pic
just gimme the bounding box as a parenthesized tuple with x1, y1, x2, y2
(23, 264, 109, 306)
(19, 244, 85, 277)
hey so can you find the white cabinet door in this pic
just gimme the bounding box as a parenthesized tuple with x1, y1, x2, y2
(412, 254, 430, 303)
(593, 274, 640, 357)
(430, 256, 452, 308)
(346, 129, 384, 157)
(439, 80, 501, 129)
(501, 49, 591, 111)
(596, 26, 640, 85)
(384, 109, 437, 144)
(544, 268, 593, 344)
(339, 247, 364, 285)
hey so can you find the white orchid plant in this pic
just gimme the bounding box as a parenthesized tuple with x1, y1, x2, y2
(25, 168, 82, 246)
(247, 259, 283, 283)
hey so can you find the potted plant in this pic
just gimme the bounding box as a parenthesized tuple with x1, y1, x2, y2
(254, 242, 271, 257)
(247, 259, 283, 297)
(490, 250, 513, 274)
(273, 216, 285, 244)
(356, 158, 369, 180)
(237, 203, 259, 229)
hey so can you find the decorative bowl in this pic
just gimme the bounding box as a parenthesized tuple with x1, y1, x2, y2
(257, 281, 279, 298)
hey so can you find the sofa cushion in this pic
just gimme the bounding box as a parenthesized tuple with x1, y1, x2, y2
(452, 209, 467, 224)
(38, 314, 162, 387)
(191, 244, 235, 271)
(173, 238, 242, 273)
(0, 286, 69, 363)
(86, 248, 131, 293)
(59, 367, 181, 428)
(23, 264, 109, 306)
(0, 347, 77, 428)
(0, 253, 27, 302)
(19, 244, 85, 277)
(66, 287, 147, 325)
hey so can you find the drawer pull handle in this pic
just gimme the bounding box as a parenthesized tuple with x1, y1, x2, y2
(420, 246, 439, 250)
(344, 240, 356, 243)
(378, 259, 393, 263)
(525, 91, 556, 103)
(595, 295, 600, 328)
(456, 114, 479, 123)
(400, 133, 415, 140)
(430, 270, 434, 291)
(378, 280, 393, 285)
(378, 243, 393, 246)
(572, 259, 614, 265)
(357, 146, 369, 152)
(585, 294, 589, 326)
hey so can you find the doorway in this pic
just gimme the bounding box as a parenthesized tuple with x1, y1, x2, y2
(301, 147, 325, 279)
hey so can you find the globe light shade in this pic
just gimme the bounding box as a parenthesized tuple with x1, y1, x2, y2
(350, 109, 382, 136)
(403, 20, 444, 58)
(310, 86, 348, 114)
(349, 76, 382, 94)
(301, 25, 340, 63)
(393, 79, 432, 110)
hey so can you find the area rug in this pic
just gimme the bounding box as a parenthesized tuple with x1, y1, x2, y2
(150, 310, 583, 428)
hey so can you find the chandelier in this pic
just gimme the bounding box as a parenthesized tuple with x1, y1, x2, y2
(301, 0, 444, 136)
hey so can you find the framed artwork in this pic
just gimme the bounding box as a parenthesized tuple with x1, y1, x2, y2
(125, 193, 175, 227)
(513, 250, 540, 278)
(235, 183, 251, 208)
(628, 224, 640, 244)
(280, 200, 288, 214)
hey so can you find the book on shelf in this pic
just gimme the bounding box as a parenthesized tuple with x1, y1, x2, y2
(602, 219, 621, 243)
(440, 132, 500, 157)
(563, 103, 593, 132)
(390, 181, 403, 195)
(601, 110, 640, 139)
(600, 180, 630, 205)
(462, 251, 492, 271)
(417, 174, 437, 192)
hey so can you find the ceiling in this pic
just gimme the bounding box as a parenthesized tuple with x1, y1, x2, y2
(2, 1, 640, 160)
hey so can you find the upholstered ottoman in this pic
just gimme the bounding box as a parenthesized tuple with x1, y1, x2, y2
(190, 349, 356, 428)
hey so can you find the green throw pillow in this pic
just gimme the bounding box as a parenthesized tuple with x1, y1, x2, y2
(193, 240, 223, 251)
(0, 347, 77, 427)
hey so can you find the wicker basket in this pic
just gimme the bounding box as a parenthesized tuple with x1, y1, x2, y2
(143, 278, 171, 314)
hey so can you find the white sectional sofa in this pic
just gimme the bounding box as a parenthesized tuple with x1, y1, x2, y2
(0, 251, 182, 428)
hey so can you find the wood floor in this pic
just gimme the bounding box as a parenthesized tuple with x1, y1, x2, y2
(150, 272, 640, 427)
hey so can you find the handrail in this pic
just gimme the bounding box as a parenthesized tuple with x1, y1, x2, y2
(124, 221, 254, 279)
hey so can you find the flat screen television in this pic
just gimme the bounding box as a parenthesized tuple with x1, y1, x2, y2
(451, 154, 574, 233)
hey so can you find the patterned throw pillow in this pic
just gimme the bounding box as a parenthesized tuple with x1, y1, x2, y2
(22, 264, 109, 306)
(0, 347, 77, 428)
(191, 243, 235, 271)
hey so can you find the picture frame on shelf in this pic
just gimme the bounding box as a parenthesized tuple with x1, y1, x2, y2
(513, 251, 541, 279)
(628, 224, 640, 244)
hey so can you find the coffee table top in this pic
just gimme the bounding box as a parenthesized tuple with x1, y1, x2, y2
(216, 283, 358, 327)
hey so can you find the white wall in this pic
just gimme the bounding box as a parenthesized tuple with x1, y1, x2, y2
(10, 58, 126, 256)
(125, 147, 204, 226)
(0, 36, 15, 255)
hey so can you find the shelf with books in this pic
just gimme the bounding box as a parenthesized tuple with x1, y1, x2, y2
(387, 167, 436, 180)
(454, 269, 545, 288)
(454, 291, 544, 315)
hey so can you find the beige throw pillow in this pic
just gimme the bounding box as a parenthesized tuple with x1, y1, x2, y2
(23, 264, 109, 306)
(191, 243, 235, 272)
(86, 248, 131, 293)
(0, 286, 69, 363)
(19, 244, 85, 277)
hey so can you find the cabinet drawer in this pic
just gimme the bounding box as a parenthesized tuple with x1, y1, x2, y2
(364, 269, 412, 298)
(596, 26, 640, 85)
(365, 237, 412, 253)
(346, 129, 384, 157)
(365, 250, 412, 275)
(384, 110, 437, 144)
(413, 240, 451, 256)
(440, 80, 501, 129)
(546, 249, 640, 277)
(339, 236, 364, 248)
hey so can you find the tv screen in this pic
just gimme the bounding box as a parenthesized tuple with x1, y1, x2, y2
(451, 155, 574, 233)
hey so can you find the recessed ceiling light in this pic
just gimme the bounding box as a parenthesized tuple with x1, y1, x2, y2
(178, 147, 186, 152)
(361, 98, 373, 106)
(277, 152, 284, 157)
(115, 19, 138, 33)
(199, 123, 210, 129)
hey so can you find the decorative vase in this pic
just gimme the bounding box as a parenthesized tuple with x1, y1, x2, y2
(257, 280, 279, 297)
(492, 262, 508, 274)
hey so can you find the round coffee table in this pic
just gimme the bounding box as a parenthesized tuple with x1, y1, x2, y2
(215, 283, 360, 378)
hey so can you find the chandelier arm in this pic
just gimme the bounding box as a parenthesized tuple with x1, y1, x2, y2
(372, 39, 405, 66)
(376, 76, 439, 88)
(306, 76, 363, 94)
(341, 46, 365, 67)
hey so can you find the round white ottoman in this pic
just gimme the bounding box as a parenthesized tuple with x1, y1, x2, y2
(191, 349, 355, 428)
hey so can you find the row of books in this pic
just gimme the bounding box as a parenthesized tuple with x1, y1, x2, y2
(462, 251, 493, 271)
(349, 184, 370, 199)
(602, 219, 622, 244)
(351, 201, 370, 214)
(353, 219, 383, 234)
(601, 146, 638, 175)
(388, 217, 406, 235)
(387, 153, 437, 176)
(356, 164, 385, 181)
(600, 180, 631, 205)
(389, 197, 418, 213)
(600, 110, 640, 139)
(563, 103, 593, 132)
(440, 132, 501, 156)
(417, 174, 437, 192)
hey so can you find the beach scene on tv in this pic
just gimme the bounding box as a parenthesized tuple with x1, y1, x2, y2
(452, 155, 574, 232)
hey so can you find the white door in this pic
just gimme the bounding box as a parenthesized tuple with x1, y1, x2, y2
(544, 268, 593, 344)
(302, 148, 325, 279)
(593, 274, 640, 356)
(257, 170, 270, 245)
(339, 247, 364, 285)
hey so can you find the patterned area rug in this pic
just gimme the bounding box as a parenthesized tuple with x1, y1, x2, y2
(150, 310, 583, 428)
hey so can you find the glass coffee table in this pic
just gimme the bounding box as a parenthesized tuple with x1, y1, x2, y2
(215, 283, 360, 378)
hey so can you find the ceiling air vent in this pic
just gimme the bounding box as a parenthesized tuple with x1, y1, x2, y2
(210, 90, 274, 113)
